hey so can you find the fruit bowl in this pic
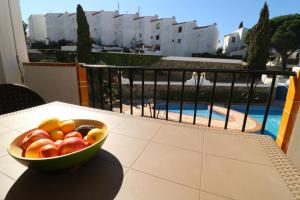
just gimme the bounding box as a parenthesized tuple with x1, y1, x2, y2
(7, 119, 108, 171)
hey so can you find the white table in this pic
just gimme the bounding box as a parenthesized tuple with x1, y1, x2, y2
(0, 102, 299, 200)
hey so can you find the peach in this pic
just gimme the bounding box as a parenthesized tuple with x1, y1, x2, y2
(38, 117, 60, 133)
(21, 129, 50, 150)
(64, 131, 82, 140)
(87, 128, 105, 144)
(60, 120, 75, 134)
(58, 137, 86, 155)
(25, 139, 55, 158)
(54, 139, 63, 147)
(39, 144, 59, 158)
(49, 130, 65, 141)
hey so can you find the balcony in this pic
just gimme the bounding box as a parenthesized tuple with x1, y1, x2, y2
(1, 1, 300, 199)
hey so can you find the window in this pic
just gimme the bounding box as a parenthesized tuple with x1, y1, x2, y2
(151, 36, 153, 39)
(139, 33, 142, 38)
(172, 39, 174, 43)
(178, 39, 181, 43)
(156, 23, 160, 30)
(231, 37, 236, 43)
(156, 35, 160, 40)
(178, 26, 182, 33)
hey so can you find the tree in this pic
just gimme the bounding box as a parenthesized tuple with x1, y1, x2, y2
(22, 21, 27, 37)
(76, 4, 92, 63)
(269, 14, 300, 70)
(247, 2, 270, 70)
(239, 21, 243, 29)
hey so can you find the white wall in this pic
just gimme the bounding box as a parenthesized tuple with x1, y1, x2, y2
(115, 14, 139, 48)
(93, 11, 118, 46)
(151, 17, 176, 56)
(171, 21, 197, 56)
(63, 13, 77, 42)
(0, 0, 28, 83)
(223, 27, 248, 55)
(192, 24, 220, 55)
(45, 13, 65, 42)
(286, 67, 300, 169)
(28, 15, 47, 42)
(287, 107, 300, 168)
(23, 63, 80, 105)
(134, 16, 158, 47)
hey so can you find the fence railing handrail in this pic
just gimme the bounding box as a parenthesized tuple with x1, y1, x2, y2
(81, 64, 296, 76)
(84, 63, 296, 135)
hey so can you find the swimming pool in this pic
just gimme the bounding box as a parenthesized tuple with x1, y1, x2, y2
(165, 104, 226, 120)
(231, 105, 283, 139)
(159, 103, 282, 140)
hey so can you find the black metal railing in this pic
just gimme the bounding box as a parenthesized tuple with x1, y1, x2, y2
(82, 64, 295, 134)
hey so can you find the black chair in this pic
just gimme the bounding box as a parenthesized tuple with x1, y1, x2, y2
(0, 84, 45, 115)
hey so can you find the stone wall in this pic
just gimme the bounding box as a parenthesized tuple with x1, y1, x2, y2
(90, 83, 273, 108)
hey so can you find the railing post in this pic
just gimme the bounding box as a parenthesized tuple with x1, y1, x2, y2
(241, 75, 255, 132)
(277, 68, 300, 152)
(179, 71, 186, 122)
(261, 74, 277, 134)
(118, 69, 123, 113)
(76, 63, 89, 106)
(88, 67, 95, 108)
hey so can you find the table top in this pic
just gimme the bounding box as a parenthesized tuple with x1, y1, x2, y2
(0, 102, 299, 200)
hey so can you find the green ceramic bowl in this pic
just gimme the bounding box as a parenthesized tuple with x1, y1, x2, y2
(7, 119, 108, 171)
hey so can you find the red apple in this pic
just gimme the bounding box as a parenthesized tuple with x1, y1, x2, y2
(25, 139, 55, 158)
(39, 144, 59, 158)
(58, 137, 86, 155)
(64, 131, 82, 140)
(21, 129, 50, 150)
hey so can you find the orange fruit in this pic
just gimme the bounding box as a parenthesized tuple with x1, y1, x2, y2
(60, 120, 75, 134)
(38, 117, 60, 133)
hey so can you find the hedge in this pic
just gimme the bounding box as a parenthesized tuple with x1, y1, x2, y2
(29, 50, 162, 66)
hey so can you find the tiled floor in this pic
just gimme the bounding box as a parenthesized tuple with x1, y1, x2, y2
(0, 102, 298, 200)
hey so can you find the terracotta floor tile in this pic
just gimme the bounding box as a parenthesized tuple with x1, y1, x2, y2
(152, 124, 204, 152)
(102, 133, 148, 167)
(133, 142, 202, 188)
(0, 155, 27, 180)
(204, 133, 272, 166)
(201, 154, 294, 200)
(115, 169, 199, 200)
(111, 118, 161, 140)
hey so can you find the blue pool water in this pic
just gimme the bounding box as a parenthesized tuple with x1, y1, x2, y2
(165, 104, 226, 120)
(231, 105, 283, 140)
(159, 103, 282, 140)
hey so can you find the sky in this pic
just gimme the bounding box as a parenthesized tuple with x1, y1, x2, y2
(20, 0, 300, 44)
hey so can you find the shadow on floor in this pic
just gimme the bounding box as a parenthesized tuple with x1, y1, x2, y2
(5, 150, 123, 200)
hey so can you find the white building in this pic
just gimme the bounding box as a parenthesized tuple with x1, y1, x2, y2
(170, 21, 197, 56)
(28, 15, 47, 42)
(151, 17, 177, 55)
(114, 13, 139, 48)
(63, 13, 77, 42)
(223, 27, 249, 57)
(91, 10, 119, 46)
(152, 20, 219, 57)
(133, 15, 158, 47)
(29, 10, 220, 57)
(45, 13, 66, 42)
(192, 24, 220, 55)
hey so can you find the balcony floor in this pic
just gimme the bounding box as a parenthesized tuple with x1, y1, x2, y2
(0, 102, 299, 200)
